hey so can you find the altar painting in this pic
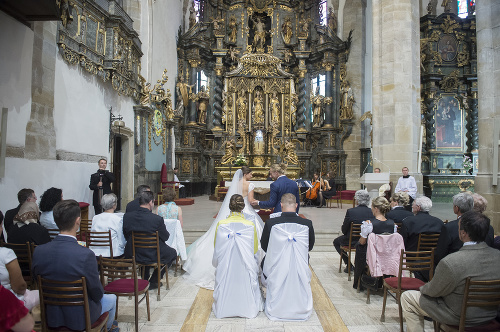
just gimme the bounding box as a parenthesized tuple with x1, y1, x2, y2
(435, 95, 463, 149)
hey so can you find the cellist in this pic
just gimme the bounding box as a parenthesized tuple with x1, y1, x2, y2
(305, 172, 321, 205)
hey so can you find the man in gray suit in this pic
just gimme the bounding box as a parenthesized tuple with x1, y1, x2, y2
(401, 211, 500, 331)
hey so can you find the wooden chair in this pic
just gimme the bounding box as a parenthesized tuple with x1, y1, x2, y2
(215, 180, 228, 202)
(338, 223, 362, 281)
(380, 249, 434, 332)
(86, 231, 113, 259)
(46, 228, 60, 240)
(435, 277, 500, 332)
(157, 193, 164, 206)
(79, 219, 92, 241)
(38, 275, 109, 332)
(131, 231, 169, 301)
(1, 241, 34, 288)
(99, 256, 150, 332)
(417, 232, 440, 252)
(326, 193, 341, 208)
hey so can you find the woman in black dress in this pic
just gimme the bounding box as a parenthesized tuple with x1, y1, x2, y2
(317, 171, 336, 208)
(352, 196, 395, 288)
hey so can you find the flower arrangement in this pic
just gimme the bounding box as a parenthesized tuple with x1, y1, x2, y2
(234, 154, 247, 166)
(462, 155, 473, 174)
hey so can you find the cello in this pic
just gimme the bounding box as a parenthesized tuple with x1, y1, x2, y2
(305, 173, 321, 201)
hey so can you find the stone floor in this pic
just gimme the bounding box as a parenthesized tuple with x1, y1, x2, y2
(114, 195, 450, 331)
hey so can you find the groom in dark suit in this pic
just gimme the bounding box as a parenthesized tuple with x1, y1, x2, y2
(252, 163, 300, 213)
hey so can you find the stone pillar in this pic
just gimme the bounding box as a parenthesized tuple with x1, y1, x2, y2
(25, 22, 58, 160)
(371, 0, 421, 185)
(475, 0, 500, 228)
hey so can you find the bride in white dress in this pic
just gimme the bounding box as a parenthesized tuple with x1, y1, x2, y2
(183, 166, 264, 289)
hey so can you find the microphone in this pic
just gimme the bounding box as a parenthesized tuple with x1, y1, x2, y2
(372, 156, 391, 174)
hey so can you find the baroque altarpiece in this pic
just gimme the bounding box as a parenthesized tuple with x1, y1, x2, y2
(420, 9, 477, 201)
(172, 0, 354, 192)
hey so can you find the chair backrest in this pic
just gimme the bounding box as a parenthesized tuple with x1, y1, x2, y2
(348, 223, 362, 248)
(2, 241, 33, 281)
(79, 219, 92, 234)
(46, 228, 60, 240)
(398, 249, 435, 288)
(131, 231, 160, 265)
(417, 233, 440, 252)
(38, 275, 94, 331)
(157, 193, 164, 205)
(366, 233, 405, 277)
(99, 256, 139, 288)
(457, 277, 500, 331)
(87, 231, 113, 258)
(213, 222, 255, 268)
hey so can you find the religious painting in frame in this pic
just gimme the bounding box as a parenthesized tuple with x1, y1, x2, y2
(438, 34, 458, 63)
(435, 94, 463, 150)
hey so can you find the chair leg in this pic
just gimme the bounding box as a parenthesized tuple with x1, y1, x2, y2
(366, 288, 371, 304)
(157, 267, 161, 301)
(146, 291, 151, 321)
(380, 286, 388, 322)
(165, 266, 169, 290)
(347, 251, 352, 281)
(115, 296, 119, 320)
(135, 293, 139, 332)
(397, 293, 404, 332)
(338, 251, 343, 273)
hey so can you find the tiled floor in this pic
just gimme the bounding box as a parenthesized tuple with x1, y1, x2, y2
(114, 195, 450, 331)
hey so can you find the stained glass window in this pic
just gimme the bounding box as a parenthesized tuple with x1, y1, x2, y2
(319, 0, 327, 26)
(457, 0, 475, 18)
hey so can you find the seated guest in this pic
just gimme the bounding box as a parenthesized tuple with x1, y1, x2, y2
(333, 190, 373, 272)
(352, 196, 394, 289)
(0, 218, 39, 310)
(401, 212, 500, 331)
(173, 167, 186, 198)
(32, 200, 118, 332)
(90, 194, 126, 258)
(317, 171, 336, 208)
(125, 185, 151, 213)
(8, 201, 50, 245)
(386, 192, 413, 225)
(123, 191, 177, 289)
(4, 189, 37, 235)
(156, 187, 183, 227)
(435, 193, 494, 267)
(260, 193, 314, 269)
(471, 192, 487, 213)
(0, 285, 35, 332)
(39, 187, 63, 230)
(401, 196, 443, 251)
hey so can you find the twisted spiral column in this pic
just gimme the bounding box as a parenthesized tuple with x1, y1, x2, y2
(296, 77, 307, 130)
(212, 74, 223, 129)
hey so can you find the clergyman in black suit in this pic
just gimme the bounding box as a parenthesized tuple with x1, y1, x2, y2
(260, 193, 315, 270)
(32, 200, 117, 331)
(123, 190, 177, 289)
(434, 192, 494, 268)
(401, 196, 444, 252)
(333, 190, 374, 272)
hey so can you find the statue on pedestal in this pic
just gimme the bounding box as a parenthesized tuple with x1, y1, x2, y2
(228, 16, 238, 43)
(253, 90, 264, 124)
(328, 7, 337, 33)
(236, 92, 248, 124)
(221, 139, 236, 165)
(192, 85, 209, 124)
(251, 16, 266, 50)
(281, 17, 293, 44)
(311, 86, 324, 127)
(270, 92, 280, 124)
(340, 82, 354, 120)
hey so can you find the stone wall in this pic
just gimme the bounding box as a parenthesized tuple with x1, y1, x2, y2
(475, 0, 500, 229)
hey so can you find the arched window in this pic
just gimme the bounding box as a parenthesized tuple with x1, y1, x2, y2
(319, 0, 327, 25)
(457, 0, 475, 18)
(311, 74, 326, 119)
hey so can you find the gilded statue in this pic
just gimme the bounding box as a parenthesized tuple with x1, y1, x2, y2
(311, 86, 324, 127)
(283, 49, 292, 63)
(270, 92, 280, 124)
(340, 82, 354, 120)
(140, 82, 152, 106)
(441, 0, 452, 12)
(253, 90, 264, 124)
(228, 46, 239, 63)
(228, 16, 238, 43)
(299, 12, 311, 38)
(251, 16, 266, 50)
(236, 92, 248, 123)
(194, 85, 209, 124)
(328, 7, 337, 33)
(221, 139, 237, 165)
(280, 140, 299, 165)
(281, 17, 293, 44)
(189, 2, 197, 29)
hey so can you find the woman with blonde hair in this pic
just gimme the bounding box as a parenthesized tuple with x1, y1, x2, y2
(353, 196, 395, 289)
(386, 192, 413, 224)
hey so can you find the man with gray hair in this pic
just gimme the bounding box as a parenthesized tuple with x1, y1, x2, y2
(333, 189, 373, 272)
(434, 192, 494, 267)
(125, 185, 151, 213)
(401, 196, 444, 252)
